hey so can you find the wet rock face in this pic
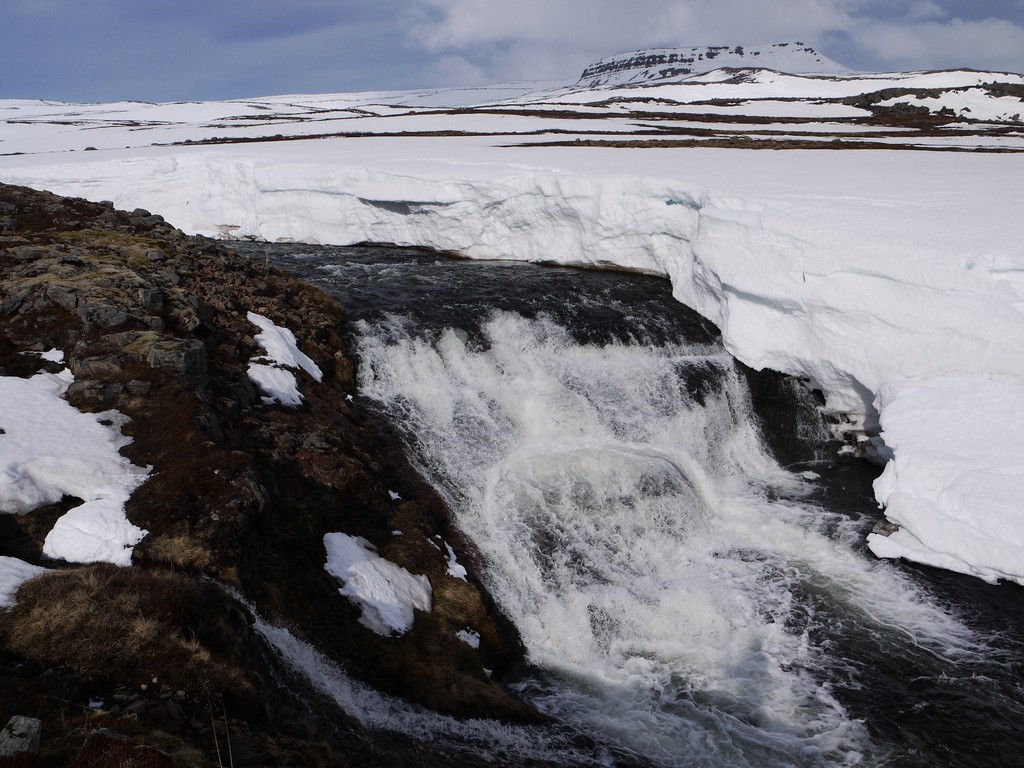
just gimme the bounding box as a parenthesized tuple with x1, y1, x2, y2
(0, 183, 535, 766)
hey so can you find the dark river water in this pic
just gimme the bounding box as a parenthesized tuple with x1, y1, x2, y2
(236, 242, 1024, 768)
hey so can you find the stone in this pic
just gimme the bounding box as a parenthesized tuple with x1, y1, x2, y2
(66, 380, 104, 401)
(70, 356, 123, 379)
(0, 715, 42, 756)
(77, 301, 130, 329)
(10, 246, 49, 262)
(125, 699, 149, 717)
(1, 292, 25, 315)
(127, 380, 152, 395)
(186, 293, 215, 323)
(146, 339, 207, 376)
(139, 288, 164, 312)
(46, 284, 79, 311)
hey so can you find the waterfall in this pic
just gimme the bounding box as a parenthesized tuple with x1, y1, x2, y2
(232, 241, 1024, 768)
(355, 309, 973, 768)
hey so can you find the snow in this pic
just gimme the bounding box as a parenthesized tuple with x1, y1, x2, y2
(43, 498, 149, 567)
(456, 628, 481, 649)
(2, 66, 1024, 585)
(867, 376, 1024, 584)
(24, 348, 64, 363)
(0, 556, 48, 609)
(541, 69, 1024, 108)
(876, 88, 1024, 123)
(443, 540, 468, 581)
(578, 44, 851, 87)
(323, 532, 432, 636)
(246, 363, 303, 407)
(0, 370, 149, 566)
(246, 311, 322, 406)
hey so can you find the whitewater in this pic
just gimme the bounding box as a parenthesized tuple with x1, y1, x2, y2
(1, 62, 1023, 587)
(255, 245, 1024, 768)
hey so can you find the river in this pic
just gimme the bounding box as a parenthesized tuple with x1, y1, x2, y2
(235, 242, 1024, 768)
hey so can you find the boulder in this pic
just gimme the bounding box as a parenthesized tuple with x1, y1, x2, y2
(146, 339, 207, 376)
(0, 716, 41, 756)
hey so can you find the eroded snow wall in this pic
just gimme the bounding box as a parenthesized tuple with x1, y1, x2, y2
(7, 150, 1024, 583)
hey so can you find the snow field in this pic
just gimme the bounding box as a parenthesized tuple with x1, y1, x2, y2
(2, 68, 1024, 585)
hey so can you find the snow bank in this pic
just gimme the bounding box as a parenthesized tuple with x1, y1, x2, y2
(868, 376, 1024, 583)
(16, 148, 1017, 422)
(323, 532, 431, 635)
(246, 311, 322, 406)
(0, 370, 149, 566)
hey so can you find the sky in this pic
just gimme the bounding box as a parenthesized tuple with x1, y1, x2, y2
(2, 0, 1023, 103)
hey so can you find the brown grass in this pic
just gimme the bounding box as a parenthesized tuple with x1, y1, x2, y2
(71, 733, 175, 767)
(139, 534, 216, 573)
(0, 565, 252, 698)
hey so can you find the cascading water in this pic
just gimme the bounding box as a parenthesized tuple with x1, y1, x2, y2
(355, 311, 963, 768)
(237, 243, 1024, 768)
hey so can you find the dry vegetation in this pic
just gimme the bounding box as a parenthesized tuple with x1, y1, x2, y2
(0, 565, 252, 698)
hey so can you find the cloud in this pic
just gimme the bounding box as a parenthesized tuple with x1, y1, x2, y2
(9, 0, 401, 45)
(404, 0, 863, 83)
(3, 0, 1023, 102)
(905, 1, 947, 21)
(850, 16, 1024, 72)
(403, 0, 1024, 82)
(119, 0, 400, 44)
(0, 0, 430, 101)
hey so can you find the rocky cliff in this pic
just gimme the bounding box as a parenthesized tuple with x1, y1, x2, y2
(0, 183, 535, 767)
(577, 42, 848, 87)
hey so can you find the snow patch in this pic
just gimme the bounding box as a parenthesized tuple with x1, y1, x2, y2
(246, 311, 322, 406)
(456, 628, 481, 649)
(23, 348, 64, 363)
(877, 89, 1024, 123)
(0, 370, 149, 566)
(443, 540, 468, 581)
(0, 556, 49, 609)
(323, 532, 431, 636)
(43, 498, 149, 567)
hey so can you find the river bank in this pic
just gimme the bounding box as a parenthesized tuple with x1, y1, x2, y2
(0, 182, 535, 767)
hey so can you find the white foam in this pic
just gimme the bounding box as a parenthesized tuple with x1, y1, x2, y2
(250, 602, 600, 765)
(356, 311, 977, 765)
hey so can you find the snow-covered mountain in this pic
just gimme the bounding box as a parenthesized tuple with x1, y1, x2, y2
(577, 42, 849, 87)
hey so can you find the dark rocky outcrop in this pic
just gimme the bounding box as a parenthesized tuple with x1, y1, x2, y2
(0, 183, 536, 767)
(577, 43, 842, 88)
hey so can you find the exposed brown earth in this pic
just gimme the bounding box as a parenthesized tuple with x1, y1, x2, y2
(0, 182, 538, 767)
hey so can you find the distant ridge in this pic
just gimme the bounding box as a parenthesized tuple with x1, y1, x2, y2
(578, 43, 849, 87)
